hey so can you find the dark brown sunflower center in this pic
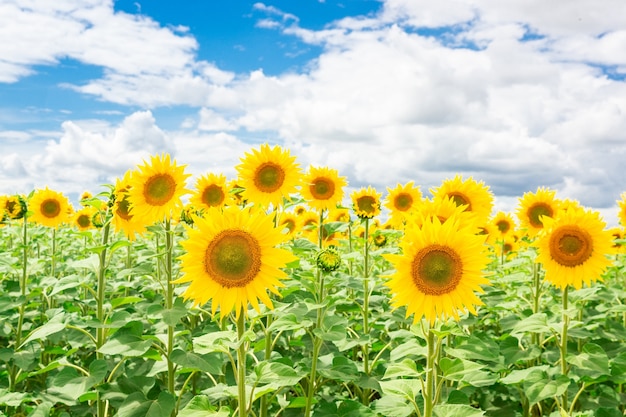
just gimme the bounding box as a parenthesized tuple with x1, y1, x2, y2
(116, 196, 133, 221)
(412, 244, 463, 295)
(356, 196, 377, 215)
(448, 192, 472, 211)
(204, 230, 262, 287)
(394, 193, 413, 211)
(254, 163, 285, 193)
(528, 203, 553, 228)
(309, 177, 335, 200)
(496, 220, 511, 233)
(503, 243, 513, 254)
(281, 218, 295, 233)
(41, 199, 61, 218)
(549, 225, 593, 267)
(202, 185, 225, 207)
(77, 214, 91, 228)
(144, 174, 176, 206)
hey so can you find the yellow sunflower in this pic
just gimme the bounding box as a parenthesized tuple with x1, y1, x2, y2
(534, 207, 615, 290)
(384, 216, 490, 324)
(413, 196, 478, 231)
(495, 235, 520, 260)
(607, 227, 625, 253)
(191, 173, 228, 212)
(430, 175, 493, 225)
(516, 187, 561, 237)
(278, 211, 298, 237)
(4, 194, 27, 220)
(384, 181, 422, 226)
(79, 191, 93, 206)
(128, 153, 191, 226)
(112, 170, 145, 241)
(351, 186, 382, 219)
(29, 187, 71, 228)
(328, 207, 351, 223)
(491, 211, 516, 238)
(176, 206, 297, 317)
(73, 207, 96, 231)
(235, 144, 302, 209)
(298, 210, 320, 243)
(617, 194, 626, 227)
(300, 166, 348, 212)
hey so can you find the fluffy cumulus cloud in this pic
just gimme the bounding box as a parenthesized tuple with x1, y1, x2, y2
(2, 0, 626, 223)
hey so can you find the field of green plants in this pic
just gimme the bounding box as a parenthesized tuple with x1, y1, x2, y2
(1, 147, 625, 417)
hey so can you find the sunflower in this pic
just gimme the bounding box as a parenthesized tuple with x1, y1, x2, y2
(79, 191, 93, 206)
(112, 170, 145, 241)
(328, 207, 351, 223)
(191, 173, 228, 212)
(495, 235, 520, 260)
(607, 227, 625, 252)
(351, 186, 382, 219)
(73, 207, 96, 231)
(176, 206, 297, 317)
(384, 216, 490, 324)
(414, 196, 478, 231)
(300, 166, 348, 212)
(29, 187, 70, 228)
(430, 175, 493, 225)
(516, 187, 561, 237)
(298, 210, 319, 243)
(534, 207, 615, 290)
(128, 153, 191, 226)
(491, 211, 516, 238)
(235, 144, 302, 209)
(384, 181, 422, 227)
(4, 194, 27, 220)
(278, 211, 298, 237)
(618, 193, 626, 227)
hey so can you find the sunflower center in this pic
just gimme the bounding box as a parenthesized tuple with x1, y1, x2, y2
(204, 230, 262, 287)
(496, 220, 511, 233)
(254, 163, 285, 193)
(549, 225, 593, 267)
(412, 244, 463, 295)
(394, 193, 413, 211)
(116, 197, 133, 221)
(41, 199, 61, 218)
(503, 243, 513, 254)
(356, 196, 377, 214)
(281, 218, 295, 233)
(77, 214, 91, 228)
(202, 185, 225, 207)
(144, 174, 176, 206)
(528, 203, 553, 228)
(449, 192, 472, 211)
(309, 177, 335, 200)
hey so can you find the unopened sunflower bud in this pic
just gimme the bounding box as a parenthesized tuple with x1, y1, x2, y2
(315, 246, 342, 273)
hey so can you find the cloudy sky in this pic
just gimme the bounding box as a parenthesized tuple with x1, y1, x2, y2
(1, 0, 625, 225)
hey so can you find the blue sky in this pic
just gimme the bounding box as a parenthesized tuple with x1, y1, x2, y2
(1, 0, 626, 225)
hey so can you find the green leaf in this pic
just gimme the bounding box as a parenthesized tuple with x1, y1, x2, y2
(439, 357, 485, 382)
(383, 358, 422, 380)
(317, 355, 360, 382)
(500, 366, 549, 385)
(268, 313, 313, 332)
(433, 404, 485, 417)
(390, 339, 427, 362)
(116, 391, 176, 417)
(511, 313, 550, 337)
(445, 334, 500, 363)
(161, 298, 189, 326)
(178, 395, 230, 417)
(98, 333, 152, 357)
(379, 379, 421, 400)
(19, 321, 66, 349)
(170, 349, 224, 375)
(0, 389, 31, 407)
(609, 351, 626, 383)
(524, 372, 570, 405)
(48, 359, 108, 402)
(567, 342, 610, 380)
(111, 296, 144, 309)
(254, 361, 305, 387)
(373, 395, 416, 417)
(46, 274, 83, 297)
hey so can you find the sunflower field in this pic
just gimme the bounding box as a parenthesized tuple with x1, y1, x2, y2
(1, 144, 626, 417)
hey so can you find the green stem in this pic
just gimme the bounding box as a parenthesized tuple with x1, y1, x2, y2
(51, 227, 56, 278)
(531, 262, 541, 348)
(236, 309, 248, 417)
(96, 220, 111, 417)
(165, 220, 176, 399)
(260, 314, 273, 417)
(424, 326, 436, 417)
(560, 286, 570, 410)
(15, 217, 28, 349)
(361, 218, 371, 404)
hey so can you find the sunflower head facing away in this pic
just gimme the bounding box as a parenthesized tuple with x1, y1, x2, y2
(516, 187, 561, 237)
(534, 206, 615, 290)
(431, 175, 494, 225)
(235, 144, 302, 209)
(383, 216, 490, 324)
(351, 186, 382, 220)
(128, 153, 191, 226)
(300, 165, 348, 212)
(191, 173, 228, 212)
(176, 206, 298, 318)
(29, 187, 71, 228)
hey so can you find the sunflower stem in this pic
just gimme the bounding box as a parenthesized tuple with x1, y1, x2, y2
(560, 285, 570, 410)
(361, 218, 371, 405)
(164, 219, 177, 411)
(236, 309, 248, 417)
(96, 220, 111, 417)
(531, 262, 542, 350)
(424, 325, 436, 417)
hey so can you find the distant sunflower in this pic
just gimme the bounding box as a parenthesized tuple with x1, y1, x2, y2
(112, 170, 145, 241)
(617, 193, 626, 227)
(29, 187, 70, 228)
(328, 207, 351, 223)
(384, 181, 422, 226)
(5, 195, 27, 220)
(384, 216, 490, 324)
(516, 187, 560, 237)
(534, 207, 614, 289)
(235, 144, 302, 209)
(608, 227, 625, 252)
(73, 207, 96, 231)
(300, 166, 347, 212)
(176, 206, 297, 317)
(227, 180, 246, 206)
(299, 210, 319, 242)
(351, 186, 382, 219)
(491, 211, 516, 238)
(191, 173, 228, 211)
(79, 191, 93, 206)
(414, 196, 477, 231)
(431, 175, 493, 225)
(128, 153, 191, 226)
(278, 211, 298, 237)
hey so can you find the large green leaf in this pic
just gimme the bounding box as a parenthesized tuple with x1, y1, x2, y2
(170, 349, 224, 375)
(178, 395, 230, 417)
(433, 404, 485, 417)
(116, 391, 176, 417)
(567, 342, 610, 380)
